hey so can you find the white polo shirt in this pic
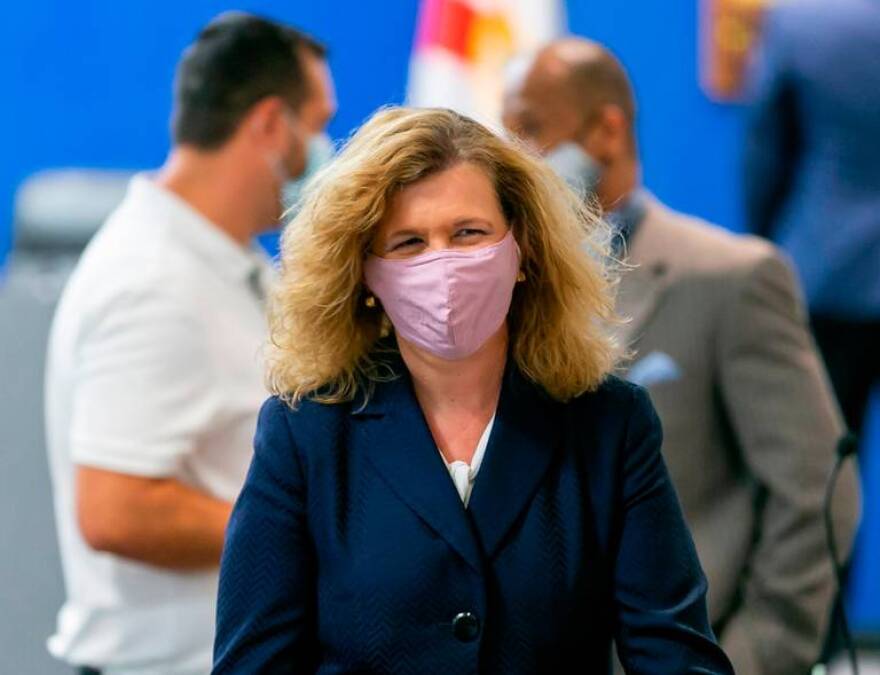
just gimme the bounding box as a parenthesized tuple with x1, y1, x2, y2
(45, 175, 273, 674)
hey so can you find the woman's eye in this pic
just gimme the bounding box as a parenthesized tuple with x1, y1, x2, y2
(390, 237, 423, 251)
(454, 228, 485, 239)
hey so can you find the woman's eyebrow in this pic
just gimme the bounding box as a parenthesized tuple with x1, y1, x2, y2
(383, 218, 494, 245)
(451, 217, 494, 229)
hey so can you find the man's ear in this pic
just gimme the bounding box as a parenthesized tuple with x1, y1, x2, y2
(243, 96, 287, 145)
(581, 104, 630, 164)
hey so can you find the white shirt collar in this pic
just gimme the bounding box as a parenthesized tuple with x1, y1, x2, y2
(445, 413, 496, 507)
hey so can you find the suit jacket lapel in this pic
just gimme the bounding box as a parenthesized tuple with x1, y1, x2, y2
(467, 365, 563, 560)
(352, 366, 484, 573)
(615, 198, 674, 349)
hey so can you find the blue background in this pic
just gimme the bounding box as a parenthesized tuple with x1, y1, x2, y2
(1, 0, 875, 631)
(0, 0, 745, 260)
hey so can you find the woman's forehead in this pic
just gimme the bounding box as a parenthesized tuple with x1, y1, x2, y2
(378, 163, 504, 234)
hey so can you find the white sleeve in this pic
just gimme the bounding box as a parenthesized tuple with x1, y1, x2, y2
(69, 287, 217, 477)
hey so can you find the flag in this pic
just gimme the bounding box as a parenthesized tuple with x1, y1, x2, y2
(407, 0, 566, 127)
(699, 0, 769, 102)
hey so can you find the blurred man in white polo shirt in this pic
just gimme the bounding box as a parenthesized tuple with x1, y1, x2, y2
(44, 12, 335, 674)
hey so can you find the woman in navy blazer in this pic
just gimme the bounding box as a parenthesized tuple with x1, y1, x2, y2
(214, 108, 733, 674)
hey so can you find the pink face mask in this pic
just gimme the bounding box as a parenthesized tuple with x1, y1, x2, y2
(363, 230, 521, 360)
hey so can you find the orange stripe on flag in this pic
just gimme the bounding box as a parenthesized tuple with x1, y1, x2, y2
(414, 0, 476, 60)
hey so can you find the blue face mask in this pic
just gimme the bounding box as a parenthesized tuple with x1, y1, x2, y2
(282, 132, 335, 212)
(544, 142, 601, 197)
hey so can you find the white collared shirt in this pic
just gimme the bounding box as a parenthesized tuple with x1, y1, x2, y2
(441, 414, 495, 507)
(45, 174, 273, 674)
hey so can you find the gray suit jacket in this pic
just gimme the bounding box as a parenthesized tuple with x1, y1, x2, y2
(615, 196, 860, 674)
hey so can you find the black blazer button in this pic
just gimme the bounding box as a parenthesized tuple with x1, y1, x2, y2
(452, 612, 480, 642)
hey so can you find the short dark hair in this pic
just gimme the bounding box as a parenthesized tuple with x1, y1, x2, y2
(171, 12, 326, 149)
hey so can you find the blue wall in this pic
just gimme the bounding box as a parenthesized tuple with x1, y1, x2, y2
(566, 2, 746, 232)
(0, 1, 421, 261)
(3, 0, 876, 630)
(2, 0, 744, 266)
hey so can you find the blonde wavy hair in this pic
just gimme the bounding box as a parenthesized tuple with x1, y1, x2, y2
(267, 106, 621, 405)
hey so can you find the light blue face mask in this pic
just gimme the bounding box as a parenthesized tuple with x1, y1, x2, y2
(544, 142, 601, 197)
(281, 132, 335, 212)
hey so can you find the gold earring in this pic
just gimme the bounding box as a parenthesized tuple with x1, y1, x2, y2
(365, 295, 376, 308)
(516, 270, 526, 282)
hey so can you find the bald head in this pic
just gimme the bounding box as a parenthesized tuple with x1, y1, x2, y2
(546, 39, 635, 127)
(503, 37, 640, 211)
(503, 37, 636, 154)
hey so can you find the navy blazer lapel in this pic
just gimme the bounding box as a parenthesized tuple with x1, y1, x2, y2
(351, 366, 484, 573)
(467, 365, 563, 560)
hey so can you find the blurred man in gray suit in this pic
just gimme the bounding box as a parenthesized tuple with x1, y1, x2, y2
(503, 38, 860, 675)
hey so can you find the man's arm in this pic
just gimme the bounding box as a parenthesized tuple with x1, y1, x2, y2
(742, 9, 801, 239)
(68, 285, 235, 570)
(77, 466, 231, 569)
(716, 248, 860, 674)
